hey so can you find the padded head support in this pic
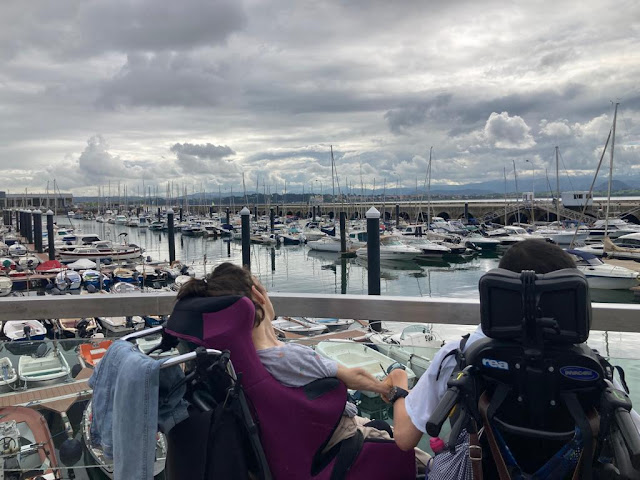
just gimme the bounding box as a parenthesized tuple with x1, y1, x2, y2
(479, 268, 591, 345)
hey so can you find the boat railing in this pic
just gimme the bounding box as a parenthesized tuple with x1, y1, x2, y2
(1, 292, 639, 332)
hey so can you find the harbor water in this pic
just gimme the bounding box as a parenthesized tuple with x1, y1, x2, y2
(8, 217, 636, 476)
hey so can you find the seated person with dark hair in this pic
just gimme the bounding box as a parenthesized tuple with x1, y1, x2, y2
(177, 262, 430, 472)
(383, 240, 640, 473)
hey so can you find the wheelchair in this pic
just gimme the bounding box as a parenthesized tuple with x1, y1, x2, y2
(427, 268, 640, 480)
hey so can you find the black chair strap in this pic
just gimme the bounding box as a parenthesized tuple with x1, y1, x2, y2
(330, 430, 365, 480)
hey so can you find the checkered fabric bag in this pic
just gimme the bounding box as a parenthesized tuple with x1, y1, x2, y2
(428, 431, 473, 480)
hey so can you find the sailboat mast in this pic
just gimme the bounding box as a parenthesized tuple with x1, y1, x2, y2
(331, 145, 336, 201)
(427, 147, 433, 226)
(556, 145, 560, 225)
(503, 167, 507, 225)
(605, 102, 619, 236)
(512, 160, 519, 225)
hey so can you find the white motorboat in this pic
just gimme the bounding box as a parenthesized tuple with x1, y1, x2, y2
(307, 236, 345, 252)
(566, 250, 640, 290)
(18, 344, 71, 387)
(8, 243, 27, 256)
(58, 241, 143, 261)
(366, 324, 441, 378)
(602, 233, 640, 261)
(302, 223, 327, 242)
(55, 270, 82, 291)
(110, 281, 142, 294)
(304, 317, 355, 332)
(535, 225, 589, 245)
(126, 216, 140, 227)
(0, 275, 12, 296)
(3, 320, 47, 341)
(315, 341, 416, 397)
(587, 218, 640, 240)
(356, 236, 421, 261)
(400, 237, 451, 257)
(18, 255, 40, 269)
(462, 233, 501, 251)
(251, 233, 277, 245)
(347, 230, 368, 249)
(96, 315, 145, 337)
(0, 357, 18, 392)
(114, 214, 128, 225)
(67, 258, 98, 270)
(272, 317, 328, 336)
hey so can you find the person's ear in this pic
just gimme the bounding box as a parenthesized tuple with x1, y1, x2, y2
(251, 285, 267, 306)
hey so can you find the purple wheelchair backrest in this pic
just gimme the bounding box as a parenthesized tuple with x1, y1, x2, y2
(167, 295, 416, 479)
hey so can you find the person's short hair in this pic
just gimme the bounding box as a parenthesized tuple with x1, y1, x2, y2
(498, 240, 576, 274)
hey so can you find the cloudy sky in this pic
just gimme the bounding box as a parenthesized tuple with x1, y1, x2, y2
(2, 0, 639, 197)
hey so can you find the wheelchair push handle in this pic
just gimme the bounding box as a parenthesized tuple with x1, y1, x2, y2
(426, 387, 460, 437)
(614, 408, 640, 470)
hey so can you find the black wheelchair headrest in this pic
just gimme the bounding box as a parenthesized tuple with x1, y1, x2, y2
(479, 268, 591, 345)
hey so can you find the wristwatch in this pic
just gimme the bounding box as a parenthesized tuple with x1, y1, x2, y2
(388, 386, 409, 403)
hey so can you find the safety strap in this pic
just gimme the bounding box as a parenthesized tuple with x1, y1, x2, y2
(479, 392, 511, 480)
(469, 426, 483, 480)
(330, 430, 364, 480)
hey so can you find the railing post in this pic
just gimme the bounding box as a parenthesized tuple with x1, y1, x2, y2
(47, 210, 55, 260)
(33, 210, 43, 253)
(167, 208, 175, 264)
(7, 210, 12, 227)
(26, 209, 33, 245)
(209, 206, 214, 219)
(226, 207, 230, 226)
(313, 205, 316, 222)
(18, 210, 24, 238)
(366, 207, 381, 331)
(254, 206, 258, 222)
(241, 207, 251, 270)
(395, 204, 400, 230)
(157, 207, 161, 220)
(340, 211, 347, 254)
(179, 208, 183, 223)
(270, 208, 275, 233)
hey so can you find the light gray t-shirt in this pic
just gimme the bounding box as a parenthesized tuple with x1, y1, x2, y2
(257, 343, 358, 417)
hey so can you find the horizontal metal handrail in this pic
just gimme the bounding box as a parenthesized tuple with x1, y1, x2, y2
(1, 293, 639, 332)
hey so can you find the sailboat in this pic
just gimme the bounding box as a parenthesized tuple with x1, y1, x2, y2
(534, 147, 588, 244)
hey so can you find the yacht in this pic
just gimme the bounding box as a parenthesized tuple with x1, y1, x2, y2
(125, 216, 140, 227)
(587, 219, 640, 240)
(400, 236, 451, 257)
(356, 235, 422, 261)
(114, 214, 128, 225)
(566, 249, 640, 290)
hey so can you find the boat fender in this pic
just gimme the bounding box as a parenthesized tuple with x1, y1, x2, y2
(60, 438, 83, 465)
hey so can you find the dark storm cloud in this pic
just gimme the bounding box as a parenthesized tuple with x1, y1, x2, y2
(97, 53, 233, 108)
(170, 143, 235, 159)
(170, 142, 238, 176)
(2, 0, 640, 195)
(384, 95, 453, 134)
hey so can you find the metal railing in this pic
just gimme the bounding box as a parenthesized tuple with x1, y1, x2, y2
(2, 293, 639, 332)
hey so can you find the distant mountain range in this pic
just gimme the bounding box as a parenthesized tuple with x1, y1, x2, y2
(72, 175, 640, 204)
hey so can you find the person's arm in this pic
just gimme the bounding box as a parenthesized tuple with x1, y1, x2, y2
(336, 364, 391, 396)
(383, 369, 424, 450)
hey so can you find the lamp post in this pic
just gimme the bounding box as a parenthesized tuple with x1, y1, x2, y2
(525, 159, 535, 224)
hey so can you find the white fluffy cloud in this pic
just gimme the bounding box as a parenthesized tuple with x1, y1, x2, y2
(1, 0, 639, 194)
(483, 112, 536, 149)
